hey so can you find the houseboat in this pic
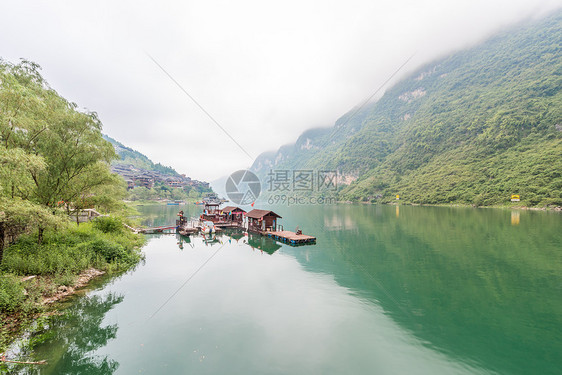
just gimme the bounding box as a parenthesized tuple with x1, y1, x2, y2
(245, 209, 282, 234)
(220, 206, 246, 227)
(200, 202, 222, 222)
(245, 208, 316, 245)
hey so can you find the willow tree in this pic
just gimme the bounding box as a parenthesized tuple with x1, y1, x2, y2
(1, 59, 117, 204)
(0, 59, 120, 247)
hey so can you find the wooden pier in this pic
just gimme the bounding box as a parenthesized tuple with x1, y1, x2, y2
(266, 230, 316, 245)
(139, 225, 177, 234)
(177, 227, 198, 236)
(214, 222, 244, 229)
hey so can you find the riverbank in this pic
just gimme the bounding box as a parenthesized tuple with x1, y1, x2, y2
(346, 200, 562, 211)
(1, 268, 106, 353)
(392, 202, 562, 210)
(0, 218, 145, 354)
(125, 198, 202, 207)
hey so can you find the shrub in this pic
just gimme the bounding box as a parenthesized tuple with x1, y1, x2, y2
(92, 216, 124, 234)
(89, 238, 127, 262)
(0, 275, 26, 313)
(1, 222, 144, 276)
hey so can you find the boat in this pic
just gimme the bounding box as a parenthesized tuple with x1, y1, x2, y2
(167, 200, 184, 205)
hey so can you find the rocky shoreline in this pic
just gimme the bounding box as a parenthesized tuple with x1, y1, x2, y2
(40, 268, 105, 305)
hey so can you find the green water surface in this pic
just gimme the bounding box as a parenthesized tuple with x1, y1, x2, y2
(10, 204, 562, 374)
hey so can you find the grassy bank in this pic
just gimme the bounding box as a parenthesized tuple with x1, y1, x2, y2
(0, 217, 145, 352)
(357, 200, 562, 211)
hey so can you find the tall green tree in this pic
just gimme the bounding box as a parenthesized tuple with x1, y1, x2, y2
(1, 59, 122, 251)
(1, 59, 117, 209)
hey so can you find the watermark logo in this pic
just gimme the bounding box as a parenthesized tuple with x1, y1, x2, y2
(266, 169, 337, 192)
(265, 169, 338, 206)
(225, 169, 338, 206)
(225, 170, 261, 205)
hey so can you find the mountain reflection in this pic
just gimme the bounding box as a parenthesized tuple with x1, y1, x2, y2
(308, 205, 562, 375)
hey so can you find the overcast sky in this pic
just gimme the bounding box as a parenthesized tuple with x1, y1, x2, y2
(1, 0, 560, 181)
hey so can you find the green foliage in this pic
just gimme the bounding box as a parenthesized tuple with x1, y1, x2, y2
(1, 222, 144, 276)
(251, 11, 562, 207)
(0, 275, 25, 313)
(0, 198, 66, 264)
(53, 271, 76, 287)
(0, 145, 45, 199)
(0, 58, 142, 272)
(127, 181, 212, 202)
(5, 225, 138, 280)
(0, 59, 133, 265)
(85, 239, 128, 263)
(0, 59, 118, 209)
(92, 216, 123, 234)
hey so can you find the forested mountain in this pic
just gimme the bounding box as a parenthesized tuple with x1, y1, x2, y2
(251, 10, 562, 207)
(103, 135, 179, 176)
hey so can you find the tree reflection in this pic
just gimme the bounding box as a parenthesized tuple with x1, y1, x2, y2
(247, 233, 282, 254)
(13, 293, 124, 375)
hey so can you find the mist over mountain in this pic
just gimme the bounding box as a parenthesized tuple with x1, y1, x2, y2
(251, 10, 562, 207)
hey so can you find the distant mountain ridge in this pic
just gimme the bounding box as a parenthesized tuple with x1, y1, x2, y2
(103, 134, 211, 192)
(251, 10, 562, 207)
(103, 135, 179, 176)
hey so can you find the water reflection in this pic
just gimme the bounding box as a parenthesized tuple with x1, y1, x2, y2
(176, 234, 192, 250)
(16, 205, 560, 375)
(293, 205, 562, 375)
(246, 233, 282, 254)
(175, 230, 283, 255)
(13, 293, 124, 375)
(511, 210, 520, 225)
(224, 230, 245, 243)
(139, 203, 202, 228)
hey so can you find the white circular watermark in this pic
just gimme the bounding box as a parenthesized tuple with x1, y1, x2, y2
(225, 170, 261, 205)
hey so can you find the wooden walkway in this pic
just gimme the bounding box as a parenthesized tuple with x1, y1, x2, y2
(214, 222, 244, 229)
(267, 231, 316, 245)
(178, 227, 198, 236)
(139, 225, 177, 234)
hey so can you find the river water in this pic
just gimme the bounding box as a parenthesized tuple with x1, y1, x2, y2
(12, 204, 562, 374)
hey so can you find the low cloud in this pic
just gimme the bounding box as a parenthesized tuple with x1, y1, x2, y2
(1, 0, 560, 180)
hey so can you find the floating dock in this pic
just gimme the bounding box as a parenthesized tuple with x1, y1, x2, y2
(267, 230, 316, 245)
